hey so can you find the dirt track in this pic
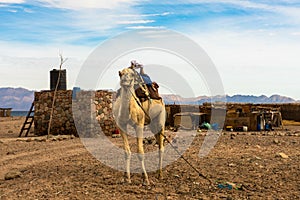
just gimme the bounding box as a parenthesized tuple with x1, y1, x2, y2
(1, 117, 300, 199)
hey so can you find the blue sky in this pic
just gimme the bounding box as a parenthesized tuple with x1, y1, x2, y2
(0, 0, 300, 99)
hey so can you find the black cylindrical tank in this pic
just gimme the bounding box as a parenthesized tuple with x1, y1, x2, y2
(50, 69, 67, 90)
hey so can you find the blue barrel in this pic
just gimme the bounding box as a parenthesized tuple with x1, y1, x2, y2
(72, 87, 81, 100)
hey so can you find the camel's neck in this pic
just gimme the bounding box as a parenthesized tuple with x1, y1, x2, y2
(120, 86, 133, 102)
(119, 86, 133, 118)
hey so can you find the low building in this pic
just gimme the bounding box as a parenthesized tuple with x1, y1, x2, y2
(34, 90, 116, 136)
(0, 108, 12, 117)
(165, 103, 284, 131)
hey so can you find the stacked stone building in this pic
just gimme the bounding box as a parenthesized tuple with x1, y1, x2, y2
(34, 90, 116, 137)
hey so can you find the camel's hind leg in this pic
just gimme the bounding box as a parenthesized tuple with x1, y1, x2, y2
(120, 128, 131, 183)
(155, 127, 165, 179)
(136, 125, 150, 185)
(150, 103, 165, 179)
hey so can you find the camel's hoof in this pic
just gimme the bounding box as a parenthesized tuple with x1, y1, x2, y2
(122, 178, 131, 184)
(143, 179, 150, 186)
(157, 172, 163, 180)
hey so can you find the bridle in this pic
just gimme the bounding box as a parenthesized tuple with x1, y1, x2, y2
(121, 67, 152, 122)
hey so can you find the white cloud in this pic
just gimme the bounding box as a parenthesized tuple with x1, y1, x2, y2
(121, 12, 172, 18)
(0, 0, 24, 3)
(38, 0, 137, 10)
(126, 26, 165, 30)
(8, 9, 17, 12)
(240, 1, 300, 21)
(24, 8, 33, 13)
(117, 20, 155, 25)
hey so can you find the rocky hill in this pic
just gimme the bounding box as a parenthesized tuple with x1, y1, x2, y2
(0, 87, 34, 111)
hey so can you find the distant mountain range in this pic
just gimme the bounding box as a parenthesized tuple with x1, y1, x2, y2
(0, 87, 34, 111)
(161, 94, 299, 105)
(0, 87, 298, 110)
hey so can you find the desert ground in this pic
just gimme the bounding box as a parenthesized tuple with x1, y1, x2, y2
(0, 116, 300, 199)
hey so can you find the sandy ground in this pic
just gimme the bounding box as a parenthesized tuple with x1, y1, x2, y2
(0, 117, 300, 199)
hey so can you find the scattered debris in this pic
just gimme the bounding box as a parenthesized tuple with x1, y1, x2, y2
(5, 170, 22, 180)
(15, 135, 76, 143)
(177, 184, 190, 194)
(112, 129, 121, 138)
(255, 156, 262, 160)
(276, 152, 289, 159)
(174, 174, 180, 178)
(218, 183, 233, 190)
(230, 133, 236, 139)
(218, 182, 243, 190)
(6, 151, 15, 155)
(273, 139, 280, 144)
(34, 138, 47, 142)
(228, 163, 236, 167)
(193, 181, 200, 185)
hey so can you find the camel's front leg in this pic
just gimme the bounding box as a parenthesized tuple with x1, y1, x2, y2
(155, 128, 165, 179)
(120, 127, 131, 184)
(136, 125, 150, 185)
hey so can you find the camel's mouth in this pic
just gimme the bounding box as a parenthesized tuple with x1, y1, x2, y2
(120, 78, 133, 87)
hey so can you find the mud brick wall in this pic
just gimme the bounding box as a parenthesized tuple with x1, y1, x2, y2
(165, 105, 201, 127)
(34, 90, 116, 136)
(280, 103, 300, 122)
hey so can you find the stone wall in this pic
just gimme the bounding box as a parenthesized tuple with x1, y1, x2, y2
(34, 90, 116, 136)
(34, 90, 74, 136)
(72, 90, 116, 137)
(95, 90, 116, 136)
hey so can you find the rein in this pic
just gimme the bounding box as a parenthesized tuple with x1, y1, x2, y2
(128, 88, 151, 123)
(132, 68, 151, 102)
(127, 68, 152, 121)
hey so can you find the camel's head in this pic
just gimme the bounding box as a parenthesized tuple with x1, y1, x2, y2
(118, 68, 136, 87)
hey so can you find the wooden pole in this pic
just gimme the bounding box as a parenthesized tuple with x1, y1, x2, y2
(47, 54, 67, 139)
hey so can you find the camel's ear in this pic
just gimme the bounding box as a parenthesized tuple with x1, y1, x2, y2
(119, 71, 122, 77)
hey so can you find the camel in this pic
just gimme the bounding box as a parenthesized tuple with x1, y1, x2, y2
(112, 66, 166, 185)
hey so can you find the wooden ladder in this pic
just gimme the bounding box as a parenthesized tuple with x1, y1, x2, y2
(19, 102, 34, 137)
